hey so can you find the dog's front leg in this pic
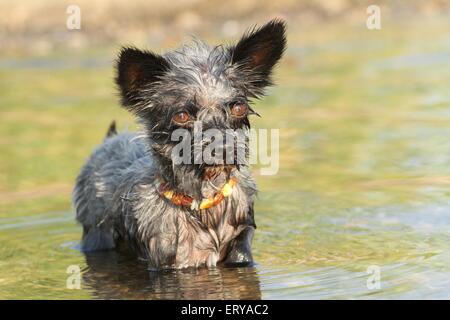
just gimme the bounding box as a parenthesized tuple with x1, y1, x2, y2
(223, 226, 255, 267)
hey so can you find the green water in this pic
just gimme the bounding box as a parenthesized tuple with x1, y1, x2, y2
(1, 20, 450, 299)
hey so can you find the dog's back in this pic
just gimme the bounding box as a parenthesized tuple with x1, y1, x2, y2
(73, 129, 149, 251)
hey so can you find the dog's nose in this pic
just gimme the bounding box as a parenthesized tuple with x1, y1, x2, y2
(197, 131, 239, 166)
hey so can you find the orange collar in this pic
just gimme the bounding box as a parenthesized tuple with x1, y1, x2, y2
(158, 177, 238, 211)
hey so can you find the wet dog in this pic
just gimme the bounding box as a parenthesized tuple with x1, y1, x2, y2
(73, 19, 286, 269)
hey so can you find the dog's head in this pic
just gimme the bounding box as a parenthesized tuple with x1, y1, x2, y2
(115, 19, 286, 179)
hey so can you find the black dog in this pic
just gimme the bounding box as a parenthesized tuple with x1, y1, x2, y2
(73, 19, 286, 269)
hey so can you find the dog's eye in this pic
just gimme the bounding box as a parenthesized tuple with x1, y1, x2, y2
(230, 102, 248, 117)
(173, 111, 191, 124)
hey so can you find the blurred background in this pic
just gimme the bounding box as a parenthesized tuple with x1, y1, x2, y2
(1, 0, 450, 299)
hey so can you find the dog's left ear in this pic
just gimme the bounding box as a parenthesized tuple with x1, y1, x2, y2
(230, 19, 287, 96)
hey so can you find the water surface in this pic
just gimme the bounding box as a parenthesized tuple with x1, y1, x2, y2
(1, 20, 450, 299)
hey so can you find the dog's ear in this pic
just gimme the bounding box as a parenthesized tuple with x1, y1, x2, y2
(230, 19, 286, 96)
(116, 47, 169, 108)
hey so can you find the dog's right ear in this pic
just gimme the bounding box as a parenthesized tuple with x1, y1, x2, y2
(230, 19, 286, 97)
(116, 47, 169, 109)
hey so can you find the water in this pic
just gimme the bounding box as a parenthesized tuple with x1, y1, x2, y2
(1, 19, 450, 299)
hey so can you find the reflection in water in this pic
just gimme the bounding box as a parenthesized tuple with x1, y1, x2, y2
(82, 251, 262, 299)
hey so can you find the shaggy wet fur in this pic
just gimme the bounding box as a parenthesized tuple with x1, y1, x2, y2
(73, 19, 286, 269)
